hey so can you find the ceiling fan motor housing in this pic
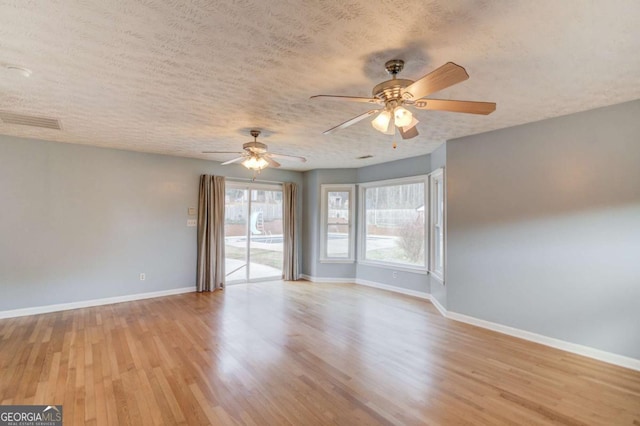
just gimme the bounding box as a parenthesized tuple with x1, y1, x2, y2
(245, 130, 267, 153)
(243, 141, 268, 154)
(373, 60, 414, 105)
(372, 78, 414, 104)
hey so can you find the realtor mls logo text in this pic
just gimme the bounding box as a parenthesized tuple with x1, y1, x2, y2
(0, 405, 62, 426)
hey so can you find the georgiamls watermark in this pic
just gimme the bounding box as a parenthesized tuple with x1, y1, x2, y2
(0, 405, 62, 425)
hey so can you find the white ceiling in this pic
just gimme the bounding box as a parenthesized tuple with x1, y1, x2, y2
(1, 0, 639, 171)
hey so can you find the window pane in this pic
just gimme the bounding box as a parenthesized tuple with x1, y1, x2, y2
(430, 171, 444, 277)
(249, 190, 283, 281)
(225, 186, 284, 284)
(225, 188, 248, 283)
(435, 180, 443, 225)
(434, 225, 443, 271)
(364, 183, 425, 267)
(436, 178, 444, 272)
(326, 191, 350, 258)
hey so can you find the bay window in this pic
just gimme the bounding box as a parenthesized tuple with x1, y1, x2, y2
(359, 176, 428, 271)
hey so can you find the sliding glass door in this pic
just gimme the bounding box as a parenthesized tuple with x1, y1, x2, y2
(224, 182, 283, 284)
(224, 186, 249, 282)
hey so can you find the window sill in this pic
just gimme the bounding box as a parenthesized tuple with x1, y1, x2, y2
(319, 259, 355, 264)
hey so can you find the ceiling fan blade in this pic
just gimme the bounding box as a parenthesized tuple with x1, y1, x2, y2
(221, 156, 245, 165)
(269, 153, 307, 163)
(323, 109, 380, 134)
(413, 99, 496, 115)
(311, 95, 381, 104)
(264, 156, 281, 168)
(402, 62, 469, 101)
(399, 125, 419, 140)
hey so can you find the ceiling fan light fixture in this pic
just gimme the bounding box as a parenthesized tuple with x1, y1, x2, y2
(242, 155, 269, 171)
(383, 124, 395, 135)
(402, 116, 420, 131)
(371, 110, 391, 133)
(393, 106, 413, 128)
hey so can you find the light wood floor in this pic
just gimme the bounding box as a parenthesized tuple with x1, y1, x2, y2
(1, 282, 639, 425)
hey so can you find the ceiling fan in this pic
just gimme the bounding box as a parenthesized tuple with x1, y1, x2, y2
(311, 60, 496, 140)
(202, 130, 307, 172)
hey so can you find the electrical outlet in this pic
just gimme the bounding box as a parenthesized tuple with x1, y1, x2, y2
(187, 219, 197, 227)
(139, 273, 146, 281)
(393, 271, 398, 279)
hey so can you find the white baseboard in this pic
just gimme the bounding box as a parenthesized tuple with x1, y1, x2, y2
(300, 274, 355, 284)
(3, 278, 637, 371)
(301, 274, 640, 371)
(428, 294, 448, 317)
(0, 286, 195, 319)
(301, 274, 432, 301)
(446, 311, 640, 372)
(354, 278, 430, 300)
(300, 274, 432, 302)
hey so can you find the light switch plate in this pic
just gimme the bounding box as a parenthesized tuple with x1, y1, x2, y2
(187, 219, 197, 227)
(188, 207, 196, 216)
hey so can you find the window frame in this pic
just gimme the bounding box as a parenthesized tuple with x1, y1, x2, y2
(319, 184, 356, 263)
(357, 175, 429, 273)
(429, 168, 445, 281)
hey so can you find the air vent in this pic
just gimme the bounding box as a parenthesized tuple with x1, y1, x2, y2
(357, 155, 373, 160)
(0, 111, 61, 130)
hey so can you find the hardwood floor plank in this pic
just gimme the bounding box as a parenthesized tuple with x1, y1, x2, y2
(1, 281, 639, 425)
(151, 367, 187, 424)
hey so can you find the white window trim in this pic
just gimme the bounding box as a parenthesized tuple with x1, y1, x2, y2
(428, 168, 445, 282)
(320, 184, 356, 263)
(357, 175, 429, 272)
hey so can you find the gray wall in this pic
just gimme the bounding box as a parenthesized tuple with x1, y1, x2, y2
(0, 135, 303, 311)
(446, 100, 640, 359)
(356, 154, 433, 183)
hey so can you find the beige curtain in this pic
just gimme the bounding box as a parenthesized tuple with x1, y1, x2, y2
(196, 175, 226, 292)
(282, 182, 299, 281)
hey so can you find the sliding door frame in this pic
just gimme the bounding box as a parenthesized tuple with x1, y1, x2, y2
(225, 180, 284, 284)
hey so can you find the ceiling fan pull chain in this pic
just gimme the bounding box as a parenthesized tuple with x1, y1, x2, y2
(392, 126, 397, 149)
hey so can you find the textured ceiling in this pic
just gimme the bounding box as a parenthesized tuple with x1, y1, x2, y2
(1, 0, 639, 171)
